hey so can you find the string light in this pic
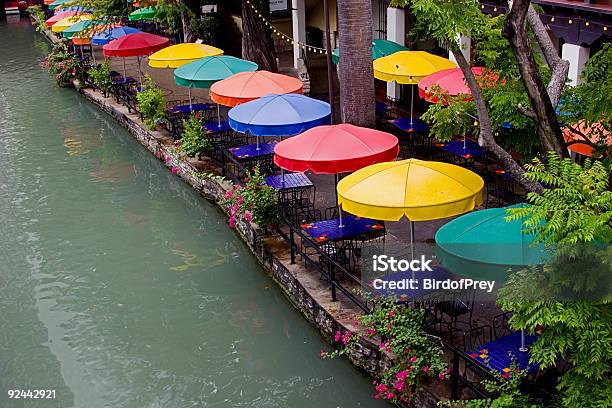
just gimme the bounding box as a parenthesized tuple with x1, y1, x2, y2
(245, 0, 328, 54)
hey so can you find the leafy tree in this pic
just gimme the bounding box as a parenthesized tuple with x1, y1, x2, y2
(498, 153, 612, 408)
(389, 0, 573, 192)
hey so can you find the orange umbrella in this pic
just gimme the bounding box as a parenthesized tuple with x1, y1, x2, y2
(72, 24, 115, 45)
(210, 70, 303, 107)
(563, 121, 611, 157)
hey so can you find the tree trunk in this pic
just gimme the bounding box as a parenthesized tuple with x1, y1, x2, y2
(337, 0, 375, 127)
(241, 0, 277, 72)
(502, 0, 566, 157)
(450, 43, 543, 193)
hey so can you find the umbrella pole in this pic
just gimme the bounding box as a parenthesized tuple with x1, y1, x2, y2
(217, 104, 221, 126)
(188, 86, 192, 109)
(410, 85, 414, 127)
(137, 56, 143, 84)
(334, 174, 339, 206)
(409, 220, 415, 260)
(520, 330, 528, 352)
(122, 57, 127, 78)
(256, 136, 260, 150)
(335, 174, 344, 228)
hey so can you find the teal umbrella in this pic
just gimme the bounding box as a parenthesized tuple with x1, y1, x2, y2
(48, 0, 74, 10)
(61, 19, 97, 39)
(435, 204, 550, 281)
(174, 56, 258, 89)
(332, 39, 408, 64)
(174, 55, 258, 120)
(128, 6, 157, 21)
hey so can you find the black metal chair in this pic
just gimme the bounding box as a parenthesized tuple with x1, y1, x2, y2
(434, 289, 476, 337)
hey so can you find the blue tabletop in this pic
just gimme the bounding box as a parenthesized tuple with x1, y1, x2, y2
(228, 142, 276, 160)
(113, 77, 135, 86)
(467, 331, 540, 378)
(439, 139, 486, 159)
(265, 173, 313, 190)
(376, 101, 390, 113)
(388, 117, 429, 133)
(204, 120, 231, 133)
(168, 103, 213, 115)
(301, 215, 384, 243)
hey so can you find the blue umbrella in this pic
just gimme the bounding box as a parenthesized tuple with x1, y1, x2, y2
(228, 93, 331, 137)
(91, 26, 141, 46)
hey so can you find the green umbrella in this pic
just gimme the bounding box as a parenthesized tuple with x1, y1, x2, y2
(128, 6, 157, 21)
(173, 56, 258, 89)
(61, 19, 97, 39)
(435, 204, 550, 281)
(332, 39, 408, 64)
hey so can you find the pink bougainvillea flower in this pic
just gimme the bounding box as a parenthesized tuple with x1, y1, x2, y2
(389, 310, 395, 317)
(225, 190, 233, 200)
(438, 372, 445, 380)
(367, 328, 376, 336)
(397, 370, 409, 380)
(423, 366, 430, 373)
(171, 166, 179, 174)
(334, 331, 341, 342)
(409, 356, 417, 363)
(244, 210, 252, 222)
(341, 331, 351, 345)
(164, 156, 171, 163)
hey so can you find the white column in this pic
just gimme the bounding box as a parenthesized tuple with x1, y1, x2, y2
(562, 43, 589, 86)
(386, 7, 405, 100)
(292, 0, 306, 69)
(449, 34, 471, 64)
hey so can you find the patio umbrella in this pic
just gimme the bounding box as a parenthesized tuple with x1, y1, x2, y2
(228, 93, 331, 137)
(332, 39, 407, 64)
(51, 14, 93, 33)
(45, 10, 76, 27)
(563, 121, 611, 157)
(435, 204, 549, 351)
(374, 51, 456, 126)
(148, 43, 224, 68)
(61, 19, 96, 38)
(103, 32, 170, 81)
(128, 6, 157, 21)
(48, 0, 74, 10)
(174, 55, 258, 112)
(275, 124, 400, 226)
(337, 158, 483, 257)
(210, 71, 303, 107)
(418, 67, 489, 103)
(91, 26, 141, 46)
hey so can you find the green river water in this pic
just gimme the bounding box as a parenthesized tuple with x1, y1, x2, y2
(0, 19, 386, 408)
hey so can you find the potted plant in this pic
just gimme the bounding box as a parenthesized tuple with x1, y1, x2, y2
(88, 59, 113, 97)
(179, 113, 210, 159)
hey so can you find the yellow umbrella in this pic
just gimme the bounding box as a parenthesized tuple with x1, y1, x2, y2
(373, 51, 457, 84)
(337, 158, 484, 257)
(148, 43, 224, 68)
(374, 51, 456, 126)
(51, 14, 93, 33)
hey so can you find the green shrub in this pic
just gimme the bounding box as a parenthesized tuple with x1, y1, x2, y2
(136, 75, 166, 130)
(88, 60, 113, 95)
(179, 114, 210, 158)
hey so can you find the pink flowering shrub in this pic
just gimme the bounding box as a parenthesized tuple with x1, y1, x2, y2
(41, 40, 82, 87)
(221, 166, 278, 229)
(321, 295, 447, 404)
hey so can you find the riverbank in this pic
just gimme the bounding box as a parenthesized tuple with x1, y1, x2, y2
(29, 17, 447, 407)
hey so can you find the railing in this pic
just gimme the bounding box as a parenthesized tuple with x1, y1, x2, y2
(276, 218, 371, 313)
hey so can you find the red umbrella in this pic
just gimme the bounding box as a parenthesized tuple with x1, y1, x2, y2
(418, 67, 492, 103)
(102, 32, 170, 57)
(102, 33, 170, 81)
(45, 11, 76, 28)
(274, 123, 399, 174)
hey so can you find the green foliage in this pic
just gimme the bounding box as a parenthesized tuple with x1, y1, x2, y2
(28, 5, 47, 32)
(179, 114, 210, 158)
(88, 59, 113, 94)
(71, 0, 128, 19)
(442, 369, 540, 407)
(136, 75, 167, 130)
(40, 40, 83, 87)
(190, 14, 219, 45)
(323, 295, 447, 404)
(507, 152, 612, 244)
(222, 166, 279, 229)
(155, 0, 189, 35)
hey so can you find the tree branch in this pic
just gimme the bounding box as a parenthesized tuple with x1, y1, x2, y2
(449, 42, 543, 193)
(525, 4, 569, 108)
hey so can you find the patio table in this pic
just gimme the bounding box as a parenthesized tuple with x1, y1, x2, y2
(228, 142, 276, 160)
(265, 172, 313, 191)
(438, 139, 486, 160)
(204, 120, 232, 134)
(376, 100, 390, 114)
(301, 215, 384, 244)
(388, 117, 429, 133)
(466, 331, 540, 379)
(168, 103, 213, 115)
(112, 77, 136, 86)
